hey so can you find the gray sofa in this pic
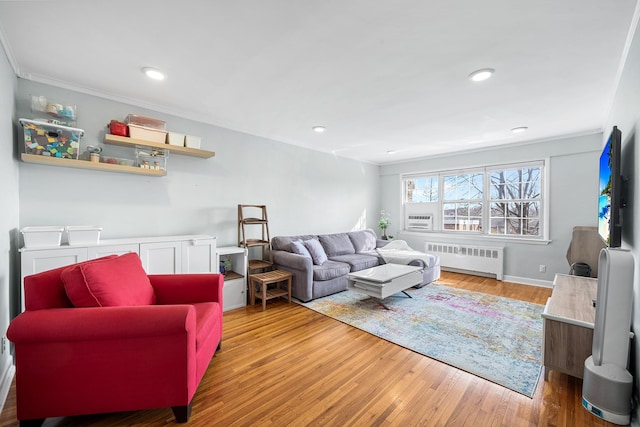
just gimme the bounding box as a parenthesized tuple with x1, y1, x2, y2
(271, 229, 440, 302)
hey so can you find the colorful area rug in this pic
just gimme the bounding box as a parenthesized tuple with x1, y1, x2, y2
(300, 283, 544, 397)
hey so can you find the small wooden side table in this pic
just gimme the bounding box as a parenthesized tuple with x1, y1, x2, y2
(249, 269, 292, 311)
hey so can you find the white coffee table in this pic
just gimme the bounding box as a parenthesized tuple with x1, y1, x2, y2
(347, 263, 423, 307)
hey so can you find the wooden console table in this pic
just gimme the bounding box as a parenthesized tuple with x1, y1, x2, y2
(541, 274, 597, 379)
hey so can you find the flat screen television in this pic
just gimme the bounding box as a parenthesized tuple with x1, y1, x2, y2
(598, 126, 624, 247)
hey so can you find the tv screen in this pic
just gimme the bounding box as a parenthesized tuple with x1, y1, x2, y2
(598, 126, 623, 247)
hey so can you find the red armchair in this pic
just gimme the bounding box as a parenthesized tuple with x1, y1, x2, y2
(7, 253, 223, 426)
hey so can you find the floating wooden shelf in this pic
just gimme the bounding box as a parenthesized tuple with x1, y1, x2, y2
(103, 134, 215, 159)
(21, 153, 166, 176)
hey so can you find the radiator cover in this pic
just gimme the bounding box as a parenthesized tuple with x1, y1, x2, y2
(425, 242, 504, 280)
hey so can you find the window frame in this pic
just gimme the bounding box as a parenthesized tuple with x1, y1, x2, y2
(401, 160, 548, 241)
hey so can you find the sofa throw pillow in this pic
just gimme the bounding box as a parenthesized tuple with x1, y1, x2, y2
(61, 252, 156, 307)
(303, 239, 328, 265)
(290, 240, 312, 258)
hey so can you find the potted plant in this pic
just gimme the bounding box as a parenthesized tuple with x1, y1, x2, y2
(379, 210, 391, 240)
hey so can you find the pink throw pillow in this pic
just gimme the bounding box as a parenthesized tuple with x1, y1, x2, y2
(61, 252, 156, 307)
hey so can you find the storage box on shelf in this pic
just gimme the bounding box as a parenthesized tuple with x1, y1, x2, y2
(124, 114, 166, 130)
(167, 132, 185, 146)
(21, 226, 64, 248)
(20, 118, 83, 159)
(66, 226, 102, 246)
(185, 135, 201, 149)
(124, 114, 167, 143)
(127, 124, 167, 144)
(136, 147, 167, 171)
(30, 95, 77, 127)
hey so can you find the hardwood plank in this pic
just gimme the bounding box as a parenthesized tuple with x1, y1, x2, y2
(0, 272, 622, 426)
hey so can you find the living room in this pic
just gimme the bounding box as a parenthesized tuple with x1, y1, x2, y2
(1, 1, 640, 425)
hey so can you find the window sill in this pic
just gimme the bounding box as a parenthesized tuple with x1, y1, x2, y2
(398, 230, 551, 246)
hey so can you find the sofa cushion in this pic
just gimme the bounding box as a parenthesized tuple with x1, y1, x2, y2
(61, 253, 156, 307)
(304, 239, 328, 265)
(313, 260, 351, 281)
(348, 229, 377, 253)
(290, 240, 312, 258)
(319, 233, 355, 257)
(329, 254, 380, 272)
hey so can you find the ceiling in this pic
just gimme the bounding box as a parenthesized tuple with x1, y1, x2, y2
(0, 1, 638, 164)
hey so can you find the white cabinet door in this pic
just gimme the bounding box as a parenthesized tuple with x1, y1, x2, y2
(139, 241, 182, 274)
(87, 244, 139, 259)
(181, 238, 216, 273)
(223, 278, 246, 311)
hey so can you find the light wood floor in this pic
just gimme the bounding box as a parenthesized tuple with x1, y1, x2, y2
(0, 271, 621, 426)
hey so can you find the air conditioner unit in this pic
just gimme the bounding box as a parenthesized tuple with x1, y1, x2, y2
(406, 213, 433, 231)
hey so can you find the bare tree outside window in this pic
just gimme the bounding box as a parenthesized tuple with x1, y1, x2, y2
(489, 168, 541, 236)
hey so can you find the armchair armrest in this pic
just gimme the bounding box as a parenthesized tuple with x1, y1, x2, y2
(8, 305, 196, 344)
(149, 273, 223, 305)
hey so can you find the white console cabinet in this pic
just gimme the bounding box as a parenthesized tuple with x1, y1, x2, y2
(217, 246, 248, 311)
(20, 234, 216, 311)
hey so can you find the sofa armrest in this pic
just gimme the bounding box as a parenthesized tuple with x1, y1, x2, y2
(149, 273, 223, 305)
(273, 250, 313, 271)
(376, 239, 390, 248)
(7, 305, 196, 344)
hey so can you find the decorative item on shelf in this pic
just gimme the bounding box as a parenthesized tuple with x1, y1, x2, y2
(220, 255, 232, 274)
(108, 120, 128, 137)
(379, 210, 391, 240)
(86, 145, 103, 163)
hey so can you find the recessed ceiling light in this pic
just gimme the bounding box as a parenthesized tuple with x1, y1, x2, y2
(142, 67, 166, 81)
(468, 68, 495, 82)
(312, 126, 326, 133)
(511, 126, 529, 134)
(387, 150, 397, 154)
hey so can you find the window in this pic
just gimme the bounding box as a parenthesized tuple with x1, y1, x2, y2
(404, 176, 438, 202)
(489, 167, 541, 236)
(402, 161, 545, 239)
(442, 173, 483, 232)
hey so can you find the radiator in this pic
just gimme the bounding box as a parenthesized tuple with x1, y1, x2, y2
(425, 242, 504, 280)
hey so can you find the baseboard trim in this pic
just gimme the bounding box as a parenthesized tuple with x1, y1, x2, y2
(0, 361, 15, 416)
(503, 275, 553, 288)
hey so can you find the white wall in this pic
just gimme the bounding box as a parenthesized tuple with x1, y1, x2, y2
(16, 79, 381, 247)
(0, 43, 19, 411)
(605, 10, 640, 422)
(379, 133, 602, 284)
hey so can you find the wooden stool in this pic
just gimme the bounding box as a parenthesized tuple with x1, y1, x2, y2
(249, 269, 292, 311)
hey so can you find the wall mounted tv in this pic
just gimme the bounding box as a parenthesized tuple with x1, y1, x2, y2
(598, 126, 625, 247)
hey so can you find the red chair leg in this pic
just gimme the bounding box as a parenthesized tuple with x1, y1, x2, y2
(172, 403, 192, 423)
